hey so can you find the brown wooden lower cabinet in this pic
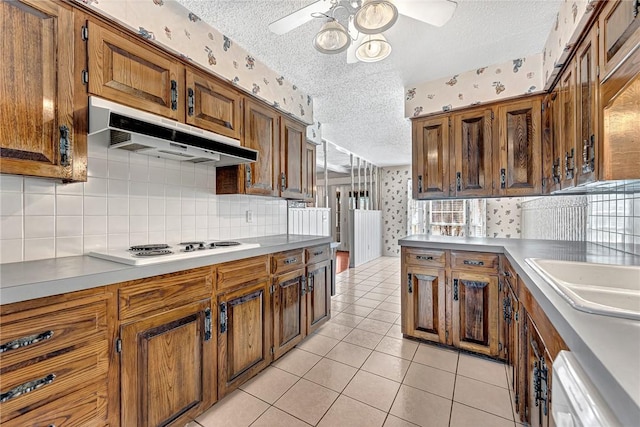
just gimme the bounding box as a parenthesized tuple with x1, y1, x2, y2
(120, 299, 214, 427)
(272, 268, 307, 359)
(217, 279, 272, 399)
(523, 313, 553, 427)
(306, 259, 331, 335)
(451, 270, 499, 356)
(404, 266, 446, 343)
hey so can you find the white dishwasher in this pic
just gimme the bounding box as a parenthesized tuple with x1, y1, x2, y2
(552, 351, 620, 427)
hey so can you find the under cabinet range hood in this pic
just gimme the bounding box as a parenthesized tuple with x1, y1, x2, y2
(88, 96, 258, 166)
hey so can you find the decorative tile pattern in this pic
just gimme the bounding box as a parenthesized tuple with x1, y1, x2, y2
(405, 54, 543, 118)
(521, 195, 587, 240)
(73, 0, 312, 123)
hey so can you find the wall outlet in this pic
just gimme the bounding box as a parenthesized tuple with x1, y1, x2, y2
(246, 210, 253, 223)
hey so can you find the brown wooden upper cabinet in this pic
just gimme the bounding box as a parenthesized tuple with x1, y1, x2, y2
(412, 116, 450, 199)
(496, 97, 542, 196)
(280, 117, 306, 199)
(185, 69, 242, 140)
(304, 142, 317, 202)
(451, 109, 493, 197)
(599, 0, 640, 79)
(541, 92, 561, 194)
(0, 0, 82, 181)
(242, 99, 281, 196)
(559, 61, 578, 189)
(87, 21, 183, 120)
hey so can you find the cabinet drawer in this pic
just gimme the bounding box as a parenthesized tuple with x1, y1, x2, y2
(306, 244, 330, 264)
(3, 385, 105, 427)
(119, 267, 213, 320)
(0, 296, 108, 370)
(217, 255, 270, 291)
(404, 248, 446, 267)
(0, 342, 108, 423)
(272, 249, 305, 275)
(451, 252, 499, 272)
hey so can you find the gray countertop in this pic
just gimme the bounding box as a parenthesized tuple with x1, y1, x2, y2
(398, 235, 640, 426)
(0, 234, 331, 305)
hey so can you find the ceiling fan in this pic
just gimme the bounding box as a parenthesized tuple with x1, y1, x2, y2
(269, 0, 458, 63)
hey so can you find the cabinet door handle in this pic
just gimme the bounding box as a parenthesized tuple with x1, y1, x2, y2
(219, 302, 227, 334)
(463, 259, 484, 266)
(313, 250, 324, 256)
(1, 330, 54, 353)
(407, 273, 413, 293)
(456, 172, 461, 192)
(170, 80, 178, 110)
(307, 273, 314, 292)
(203, 308, 212, 341)
(417, 175, 423, 193)
(59, 125, 70, 167)
(301, 275, 307, 296)
(416, 255, 433, 261)
(187, 87, 195, 116)
(0, 373, 56, 403)
(281, 172, 286, 192)
(284, 257, 298, 265)
(453, 279, 459, 301)
(500, 169, 506, 189)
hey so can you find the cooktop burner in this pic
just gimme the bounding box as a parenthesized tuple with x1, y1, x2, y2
(129, 244, 170, 251)
(213, 241, 241, 247)
(133, 249, 173, 257)
(178, 241, 205, 246)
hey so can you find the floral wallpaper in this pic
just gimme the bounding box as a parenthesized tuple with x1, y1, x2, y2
(306, 121, 323, 145)
(381, 166, 411, 256)
(542, 0, 595, 90)
(404, 54, 543, 118)
(485, 198, 524, 239)
(75, 0, 313, 123)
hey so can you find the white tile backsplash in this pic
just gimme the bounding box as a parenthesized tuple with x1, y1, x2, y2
(0, 133, 288, 262)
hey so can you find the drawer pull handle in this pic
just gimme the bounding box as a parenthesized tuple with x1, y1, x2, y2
(0, 373, 56, 403)
(0, 330, 54, 353)
(463, 260, 484, 266)
(416, 255, 433, 261)
(284, 257, 298, 265)
(313, 250, 324, 256)
(453, 279, 459, 301)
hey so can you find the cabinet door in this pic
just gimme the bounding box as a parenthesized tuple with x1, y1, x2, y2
(412, 116, 450, 199)
(272, 269, 306, 360)
(525, 315, 552, 427)
(120, 299, 214, 427)
(87, 21, 183, 120)
(452, 109, 493, 197)
(576, 26, 599, 185)
(541, 93, 561, 194)
(496, 98, 542, 196)
(306, 260, 331, 335)
(599, 0, 640, 78)
(0, 0, 75, 180)
(303, 142, 317, 201)
(217, 280, 271, 398)
(243, 99, 280, 196)
(280, 117, 306, 199)
(403, 267, 446, 344)
(559, 61, 578, 189)
(451, 271, 498, 356)
(185, 70, 242, 139)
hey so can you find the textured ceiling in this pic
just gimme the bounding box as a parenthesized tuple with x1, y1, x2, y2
(178, 0, 561, 167)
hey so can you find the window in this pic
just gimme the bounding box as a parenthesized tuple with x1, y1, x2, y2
(407, 179, 486, 237)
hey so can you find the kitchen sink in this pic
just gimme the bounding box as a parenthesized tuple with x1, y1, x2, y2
(525, 258, 640, 321)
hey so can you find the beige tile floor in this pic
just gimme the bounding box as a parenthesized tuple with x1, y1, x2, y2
(188, 256, 520, 427)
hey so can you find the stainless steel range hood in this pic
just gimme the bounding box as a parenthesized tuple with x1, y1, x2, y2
(88, 96, 258, 166)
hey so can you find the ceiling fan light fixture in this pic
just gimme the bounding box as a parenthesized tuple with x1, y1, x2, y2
(313, 19, 351, 54)
(355, 33, 392, 62)
(354, 0, 398, 34)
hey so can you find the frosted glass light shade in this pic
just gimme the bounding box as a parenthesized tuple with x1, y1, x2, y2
(313, 20, 351, 54)
(354, 0, 398, 34)
(355, 34, 392, 62)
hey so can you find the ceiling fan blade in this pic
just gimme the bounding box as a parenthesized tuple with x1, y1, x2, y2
(346, 17, 364, 64)
(395, 0, 458, 27)
(268, 0, 333, 35)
